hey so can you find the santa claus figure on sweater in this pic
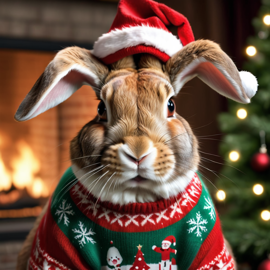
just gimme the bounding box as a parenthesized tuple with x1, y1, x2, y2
(152, 236, 177, 270)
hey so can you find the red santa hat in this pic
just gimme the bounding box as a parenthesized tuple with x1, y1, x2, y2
(93, 0, 194, 64)
(162, 235, 176, 246)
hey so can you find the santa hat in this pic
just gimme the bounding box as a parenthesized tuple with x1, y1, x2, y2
(162, 235, 176, 246)
(93, 0, 194, 64)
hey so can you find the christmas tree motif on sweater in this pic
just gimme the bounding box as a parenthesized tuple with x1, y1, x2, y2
(130, 244, 150, 270)
(106, 241, 123, 270)
(152, 236, 177, 270)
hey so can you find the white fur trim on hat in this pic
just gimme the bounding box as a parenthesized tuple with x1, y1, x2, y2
(239, 71, 258, 99)
(93, 25, 183, 59)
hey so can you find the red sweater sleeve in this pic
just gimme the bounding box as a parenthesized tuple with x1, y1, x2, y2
(28, 199, 90, 270)
(188, 213, 235, 270)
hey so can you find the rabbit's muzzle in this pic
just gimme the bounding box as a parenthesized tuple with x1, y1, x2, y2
(101, 135, 176, 188)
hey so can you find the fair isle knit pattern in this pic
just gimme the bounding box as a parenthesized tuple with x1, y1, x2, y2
(28, 167, 235, 270)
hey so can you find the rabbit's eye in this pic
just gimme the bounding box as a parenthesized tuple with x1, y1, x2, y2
(98, 100, 107, 121)
(167, 99, 175, 118)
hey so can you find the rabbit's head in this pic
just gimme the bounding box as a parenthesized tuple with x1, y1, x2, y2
(15, 40, 257, 205)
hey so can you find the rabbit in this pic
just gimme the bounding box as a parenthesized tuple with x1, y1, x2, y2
(15, 39, 257, 270)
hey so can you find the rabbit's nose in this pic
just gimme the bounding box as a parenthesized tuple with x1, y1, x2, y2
(125, 153, 149, 166)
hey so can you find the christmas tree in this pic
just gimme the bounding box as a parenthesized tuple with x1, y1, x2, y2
(216, 1, 270, 269)
(130, 245, 150, 270)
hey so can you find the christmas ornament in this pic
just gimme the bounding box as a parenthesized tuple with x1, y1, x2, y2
(251, 131, 270, 172)
(258, 256, 270, 270)
(130, 245, 150, 270)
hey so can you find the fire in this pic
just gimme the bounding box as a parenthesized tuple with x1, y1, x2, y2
(12, 141, 40, 190)
(27, 177, 49, 199)
(0, 139, 48, 199)
(0, 152, 12, 191)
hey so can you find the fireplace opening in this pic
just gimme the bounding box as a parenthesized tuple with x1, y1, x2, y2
(0, 46, 98, 246)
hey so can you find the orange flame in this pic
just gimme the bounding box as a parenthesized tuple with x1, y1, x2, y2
(0, 139, 48, 199)
(0, 152, 12, 191)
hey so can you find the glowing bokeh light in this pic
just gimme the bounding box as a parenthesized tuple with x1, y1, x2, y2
(253, 184, 264, 195)
(246, 46, 257, 57)
(237, 109, 247, 119)
(229, 151, 240, 162)
(261, 210, 270, 221)
(216, 190, 226, 201)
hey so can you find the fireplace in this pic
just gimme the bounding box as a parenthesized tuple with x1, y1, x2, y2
(0, 48, 98, 241)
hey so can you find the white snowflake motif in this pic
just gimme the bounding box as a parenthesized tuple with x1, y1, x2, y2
(187, 211, 208, 238)
(73, 221, 96, 247)
(55, 199, 75, 226)
(203, 196, 216, 221)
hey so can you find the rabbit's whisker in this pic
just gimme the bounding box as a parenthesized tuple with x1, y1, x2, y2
(164, 131, 187, 144)
(56, 177, 78, 201)
(85, 165, 111, 196)
(94, 171, 112, 209)
(69, 155, 102, 161)
(106, 172, 117, 196)
(197, 133, 223, 138)
(200, 156, 243, 173)
(197, 169, 218, 191)
(80, 162, 101, 170)
(199, 150, 222, 158)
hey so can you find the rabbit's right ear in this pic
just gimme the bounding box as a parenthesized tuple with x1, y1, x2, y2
(166, 40, 258, 103)
(15, 47, 109, 121)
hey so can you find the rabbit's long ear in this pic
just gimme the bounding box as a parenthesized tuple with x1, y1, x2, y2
(166, 40, 258, 103)
(15, 47, 109, 121)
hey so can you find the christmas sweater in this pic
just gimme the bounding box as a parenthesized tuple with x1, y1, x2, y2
(28, 167, 235, 270)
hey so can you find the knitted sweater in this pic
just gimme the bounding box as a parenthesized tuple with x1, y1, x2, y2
(29, 167, 235, 270)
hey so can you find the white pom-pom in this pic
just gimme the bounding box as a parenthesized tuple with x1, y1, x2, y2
(152, 245, 156, 250)
(239, 71, 258, 99)
(173, 242, 176, 246)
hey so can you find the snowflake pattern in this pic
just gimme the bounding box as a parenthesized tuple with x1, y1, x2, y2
(187, 211, 208, 237)
(204, 196, 216, 220)
(73, 221, 96, 247)
(55, 200, 75, 226)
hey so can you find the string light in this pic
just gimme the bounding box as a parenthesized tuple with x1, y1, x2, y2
(246, 46, 257, 57)
(261, 210, 270, 221)
(216, 190, 226, 201)
(253, 184, 264, 195)
(237, 108, 247, 119)
(229, 151, 240, 162)
(263, 15, 270, 25)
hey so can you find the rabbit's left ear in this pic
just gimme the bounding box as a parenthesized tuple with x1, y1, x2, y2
(15, 46, 109, 121)
(166, 40, 258, 103)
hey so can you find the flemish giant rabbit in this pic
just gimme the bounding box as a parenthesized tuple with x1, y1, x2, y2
(15, 1, 257, 270)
